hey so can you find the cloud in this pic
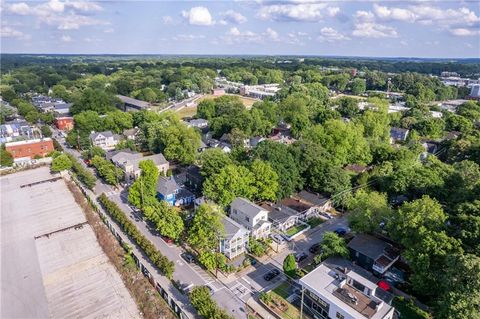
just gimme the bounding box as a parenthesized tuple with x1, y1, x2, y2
(172, 34, 206, 41)
(373, 4, 416, 22)
(103, 28, 114, 33)
(181, 7, 214, 26)
(219, 10, 247, 25)
(0, 26, 30, 40)
(354, 11, 375, 23)
(257, 2, 339, 22)
(352, 22, 398, 38)
(61, 35, 72, 42)
(318, 27, 350, 42)
(4, 0, 107, 30)
(223, 27, 281, 44)
(162, 16, 174, 25)
(449, 28, 480, 37)
(264, 27, 279, 41)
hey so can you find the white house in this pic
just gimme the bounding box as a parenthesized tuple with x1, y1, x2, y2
(90, 131, 121, 151)
(230, 197, 271, 240)
(109, 150, 169, 183)
(219, 216, 250, 259)
(299, 261, 395, 319)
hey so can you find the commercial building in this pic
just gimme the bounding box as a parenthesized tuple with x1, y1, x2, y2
(5, 138, 54, 161)
(299, 260, 395, 319)
(469, 84, 480, 100)
(54, 117, 74, 131)
(230, 197, 271, 240)
(117, 95, 151, 111)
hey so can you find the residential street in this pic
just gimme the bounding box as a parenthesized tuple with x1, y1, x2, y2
(54, 131, 349, 318)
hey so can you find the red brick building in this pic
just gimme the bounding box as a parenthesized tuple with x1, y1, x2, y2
(5, 138, 54, 160)
(55, 117, 74, 131)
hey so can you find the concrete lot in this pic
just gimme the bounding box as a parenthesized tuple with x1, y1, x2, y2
(1, 167, 140, 319)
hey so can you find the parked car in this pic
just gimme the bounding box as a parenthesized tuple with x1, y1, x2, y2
(263, 269, 280, 281)
(309, 243, 321, 254)
(320, 212, 333, 219)
(295, 252, 308, 263)
(162, 236, 174, 244)
(181, 252, 195, 263)
(334, 227, 348, 236)
(270, 233, 285, 245)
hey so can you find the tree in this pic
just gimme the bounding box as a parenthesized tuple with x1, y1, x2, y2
(51, 153, 72, 172)
(71, 88, 116, 114)
(189, 286, 233, 319)
(155, 203, 184, 240)
(351, 78, 367, 95)
(0, 145, 14, 167)
(320, 232, 349, 260)
(188, 204, 224, 252)
(199, 148, 233, 177)
(250, 160, 279, 201)
(203, 164, 255, 207)
(128, 159, 159, 207)
(348, 190, 391, 233)
(40, 125, 52, 137)
(283, 254, 297, 277)
(91, 155, 122, 185)
(308, 162, 352, 205)
(336, 97, 360, 118)
(253, 141, 303, 199)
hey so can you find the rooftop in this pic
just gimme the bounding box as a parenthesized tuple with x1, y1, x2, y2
(294, 190, 330, 206)
(117, 95, 151, 109)
(231, 197, 266, 219)
(5, 137, 52, 147)
(156, 176, 179, 195)
(221, 215, 248, 240)
(300, 262, 394, 319)
(279, 197, 312, 213)
(347, 234, 391, 260)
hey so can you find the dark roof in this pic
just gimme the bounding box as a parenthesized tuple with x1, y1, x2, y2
(347, 234, 390, 260)
(344, 164, 368, 174)
(231, 198, 266, 219)
(279, 197, 312, 212)
(156, 176, 178, 195)
(390, 127, 409, 140)
(294, 190, 330, 206)
(262, 203, 297, 223)
(117, 95, 151, 109)
(123, 127, 140, 137)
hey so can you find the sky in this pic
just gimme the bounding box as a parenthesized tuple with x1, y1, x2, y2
(1, 0, 479, 58)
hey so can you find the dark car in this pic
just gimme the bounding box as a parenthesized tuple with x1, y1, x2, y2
(309, 243, 321, 254)
(181, 252, 195, 263)
(334, 227, 348, 236)
(263, 269, 280, 281)
(295, 252, 308, 262)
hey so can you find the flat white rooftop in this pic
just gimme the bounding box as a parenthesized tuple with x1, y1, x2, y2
(1, 167, 140, 319)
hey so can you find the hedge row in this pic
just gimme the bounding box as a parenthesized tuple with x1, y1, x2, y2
(66, 153, 96, 189)
(98, 193, 175, 279)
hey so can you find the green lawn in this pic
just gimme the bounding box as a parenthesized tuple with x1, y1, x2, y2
(285, 224, 308, 237)
(393, 297, 431, 319)
(272, 282, 291, 299)
(307, 217, 324, 228)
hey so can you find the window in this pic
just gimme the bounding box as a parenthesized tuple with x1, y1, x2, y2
(246, 216, 250, 222)
(336, 312, 345, 319)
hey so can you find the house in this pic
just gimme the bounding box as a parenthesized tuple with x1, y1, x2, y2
(261, 203, 299, 232)
(89, 131, 121, 151)
(299, 258, 395, 319)
(185, 165, 204, 192)
(54, 117, 74, 131)
(293, 190, 332, 214)
(109, 151, 169, 183)
(279, 197, 317, 221)
(53, 103, 72, 115)
(230, 198, 271, 240)
(5, 138, 54, 162)
(248, 136, 266, 148)
(348, 234, 400, 275)
(389, 127, 409, 143)
(186, 118, 209, 130)
(420, 141, 439, 160)
(156, 176, 195, 206)
(212, 88, 225, 96)
(219, 216, 250, 259)
(0, 120, 34, 143)
(123, 127, 140, 140)
(344, 164, 369, 174)
(117, 95, 151, 111)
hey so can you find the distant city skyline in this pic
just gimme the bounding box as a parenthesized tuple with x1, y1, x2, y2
(1, 0, 479, 58)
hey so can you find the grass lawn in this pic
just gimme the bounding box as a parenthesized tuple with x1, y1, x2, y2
(272, 282, 291, 299)
(196, 94, 260, 109)
(285, 224, 308, 237)
(307, 217, 324, 228)
(176, 105, 197, 118)
(393, 297, 431, 319)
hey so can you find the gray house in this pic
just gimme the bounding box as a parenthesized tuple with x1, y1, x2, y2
(109, 151, 169, 182)
(219, 216, 250, 259)
(230, 197, 271, 240)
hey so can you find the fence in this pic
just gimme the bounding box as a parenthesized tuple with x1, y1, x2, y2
(70, 174, 196, 319)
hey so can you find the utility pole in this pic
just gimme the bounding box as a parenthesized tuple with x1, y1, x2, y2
(300, 287, 305, 319)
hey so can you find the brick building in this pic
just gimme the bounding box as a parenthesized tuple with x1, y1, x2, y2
(5, 138, 54, 161)
(55, 117, 74, 131)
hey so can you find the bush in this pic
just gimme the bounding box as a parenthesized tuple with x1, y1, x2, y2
(98, 194, 175, 279)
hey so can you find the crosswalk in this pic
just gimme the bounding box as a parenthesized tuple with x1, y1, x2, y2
(104, 190, 119, 197)
(229, 281, 252, 299)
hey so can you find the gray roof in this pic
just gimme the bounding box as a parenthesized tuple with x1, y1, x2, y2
(109, 150, 140, 162)
(263, 203, 297, 223)
(156, 176, 178, 195)
(295, 190, 330, 206)
(90, 131, 114, 140)
(347, 234, 390, 260)
(117, 95, 151, 109)
(231, 197, 266, 219)
(123, 127, 139, 137)
(221, 216, 248, 240)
